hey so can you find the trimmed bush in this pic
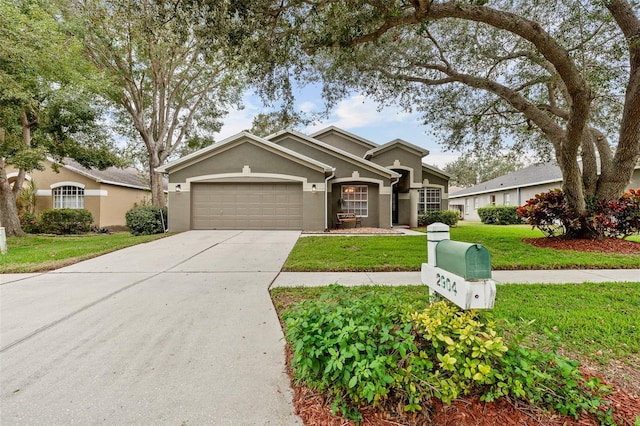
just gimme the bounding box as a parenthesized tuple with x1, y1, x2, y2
(125, 205, 167, 235)
(418, 210, 460, 227)
(477, 206, 521, 225)
(39, 209, 93, 234)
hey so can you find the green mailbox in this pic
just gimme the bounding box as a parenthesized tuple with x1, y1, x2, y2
(435, 240, 492, 280)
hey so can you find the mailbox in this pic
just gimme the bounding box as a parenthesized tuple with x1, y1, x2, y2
(423, 223, 496, 310)
(435, 240, 492, 280)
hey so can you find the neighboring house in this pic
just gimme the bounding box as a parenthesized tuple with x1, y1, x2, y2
(449, 162, 640, 222)
(6, 158, 151, 228)
(157, 126, 450, 231)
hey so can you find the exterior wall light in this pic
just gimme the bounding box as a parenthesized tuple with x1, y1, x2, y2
(311, 184, 317, 193)
(175, 184, 181, 193)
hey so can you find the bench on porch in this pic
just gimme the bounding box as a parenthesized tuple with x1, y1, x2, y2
(336, 212, 362, 228)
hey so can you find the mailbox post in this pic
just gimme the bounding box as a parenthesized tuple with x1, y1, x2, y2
(422, 223, 496, 310)
(0, 227, 6, 255)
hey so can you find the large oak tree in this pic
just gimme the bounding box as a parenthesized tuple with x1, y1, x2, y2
(259, 0, 640, 236)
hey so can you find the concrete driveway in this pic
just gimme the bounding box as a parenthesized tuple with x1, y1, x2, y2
(0, 231, 303, 425)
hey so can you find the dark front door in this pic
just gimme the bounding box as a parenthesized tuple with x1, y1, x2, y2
(392, 189, 399, 224)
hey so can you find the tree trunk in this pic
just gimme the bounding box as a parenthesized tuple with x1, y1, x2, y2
(148, 157, 166, 209)
(0, 159, 25, 237)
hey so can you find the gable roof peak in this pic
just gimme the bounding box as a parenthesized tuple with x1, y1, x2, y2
(266, 128, 400, 179)
(309, 126, 379, 149)
(365, 138, 429, 158)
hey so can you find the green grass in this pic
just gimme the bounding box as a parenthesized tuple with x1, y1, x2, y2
(284, 223, 640, 271)
(0, 233, 170, 273)
(271, 281, 640, 364)
(493, 282, 640, 362)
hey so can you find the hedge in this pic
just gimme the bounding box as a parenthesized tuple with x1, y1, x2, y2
(418, 210, 460, 226)
(125, 205, 167, 235)
(477, 206, 521, 225)
(39, 209, 93, 234)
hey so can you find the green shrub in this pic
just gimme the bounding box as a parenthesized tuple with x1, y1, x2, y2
(477, 206, 521, 225)
(18, 211, 40, 234)
(39, 209, 93, 234)
(418, 210, 460, 226)
(283, 286, 416, 421)
(283, 286, 612, 422)
(125, 205, 167, 235)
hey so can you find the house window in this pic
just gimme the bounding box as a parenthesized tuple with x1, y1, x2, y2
(474, 197, 479, 210)
(418, 187, 441, 215)
(490, 195, 496, 205)
(465, 199, 470, 215)
(53, 185, 84, 209)
(504, 193, 511, 205)
(341, 185, 368, 217)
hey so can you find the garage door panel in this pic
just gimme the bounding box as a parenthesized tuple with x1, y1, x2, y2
(191, 182, 303, 230)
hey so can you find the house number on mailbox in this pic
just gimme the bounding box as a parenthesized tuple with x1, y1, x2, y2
(435, 273, 457, 296)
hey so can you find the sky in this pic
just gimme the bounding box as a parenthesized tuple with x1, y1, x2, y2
(212, 86, 460, 169)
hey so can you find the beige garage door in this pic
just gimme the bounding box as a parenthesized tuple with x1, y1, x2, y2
(191, 182, 303, 229)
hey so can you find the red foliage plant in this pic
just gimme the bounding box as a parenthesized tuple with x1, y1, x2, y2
(518, 188, 640, 239)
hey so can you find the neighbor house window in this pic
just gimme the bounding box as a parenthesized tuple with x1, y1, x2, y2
(53, 185, 84, 209)
(418, 187, 441, 215)
(341, 185, 368, 216)
(474, 197, 479, 209)
(490, 195, 496, 206)
(465, 199, 470, 215)
(504, 193, 511, 205)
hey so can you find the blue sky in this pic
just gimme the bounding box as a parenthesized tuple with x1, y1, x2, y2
(213, 86, 460, 169)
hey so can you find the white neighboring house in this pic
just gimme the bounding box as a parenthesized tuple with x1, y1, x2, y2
(449, 162, 640, 222)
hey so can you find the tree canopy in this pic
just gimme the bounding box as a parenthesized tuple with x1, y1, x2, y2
(66, 0, 252, 207)
(248, 0, 639, 236)
(0, 0, 121, 236)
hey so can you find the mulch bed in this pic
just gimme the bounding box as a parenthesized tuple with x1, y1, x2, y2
(522, 237, 640, 254)
(289, 363, 640, 426)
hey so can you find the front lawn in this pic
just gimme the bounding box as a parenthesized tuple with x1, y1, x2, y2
(284, 223, 640, 271)
(0, 233, 169, 273)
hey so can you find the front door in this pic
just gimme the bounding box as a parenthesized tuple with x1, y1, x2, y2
(392, 189, 399, 224)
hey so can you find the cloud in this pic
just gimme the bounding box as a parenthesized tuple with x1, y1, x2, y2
(214, 93, 261, 140)
(423, 153, 460, 169)
(316, 94, 415, 130)
(298, 101, 318, 113)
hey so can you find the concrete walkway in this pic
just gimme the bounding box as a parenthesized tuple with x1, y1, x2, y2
(271, 269, 640, 287)
(0, 231, 302, 425)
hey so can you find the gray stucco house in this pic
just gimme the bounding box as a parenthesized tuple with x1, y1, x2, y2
(449, 162, 640, 221)
(157, 126, 450, 231)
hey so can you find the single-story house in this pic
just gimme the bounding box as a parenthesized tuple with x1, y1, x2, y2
(449, 162, 640, 221)
(157, 126, 450, 231)
(6, 158, 151, 228)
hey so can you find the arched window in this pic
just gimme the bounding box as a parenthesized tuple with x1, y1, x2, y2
(53, 185, 84, 209)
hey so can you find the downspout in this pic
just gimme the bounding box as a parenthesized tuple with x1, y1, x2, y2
(390, 177, 400, 228)
(324, 170, 335, 232)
